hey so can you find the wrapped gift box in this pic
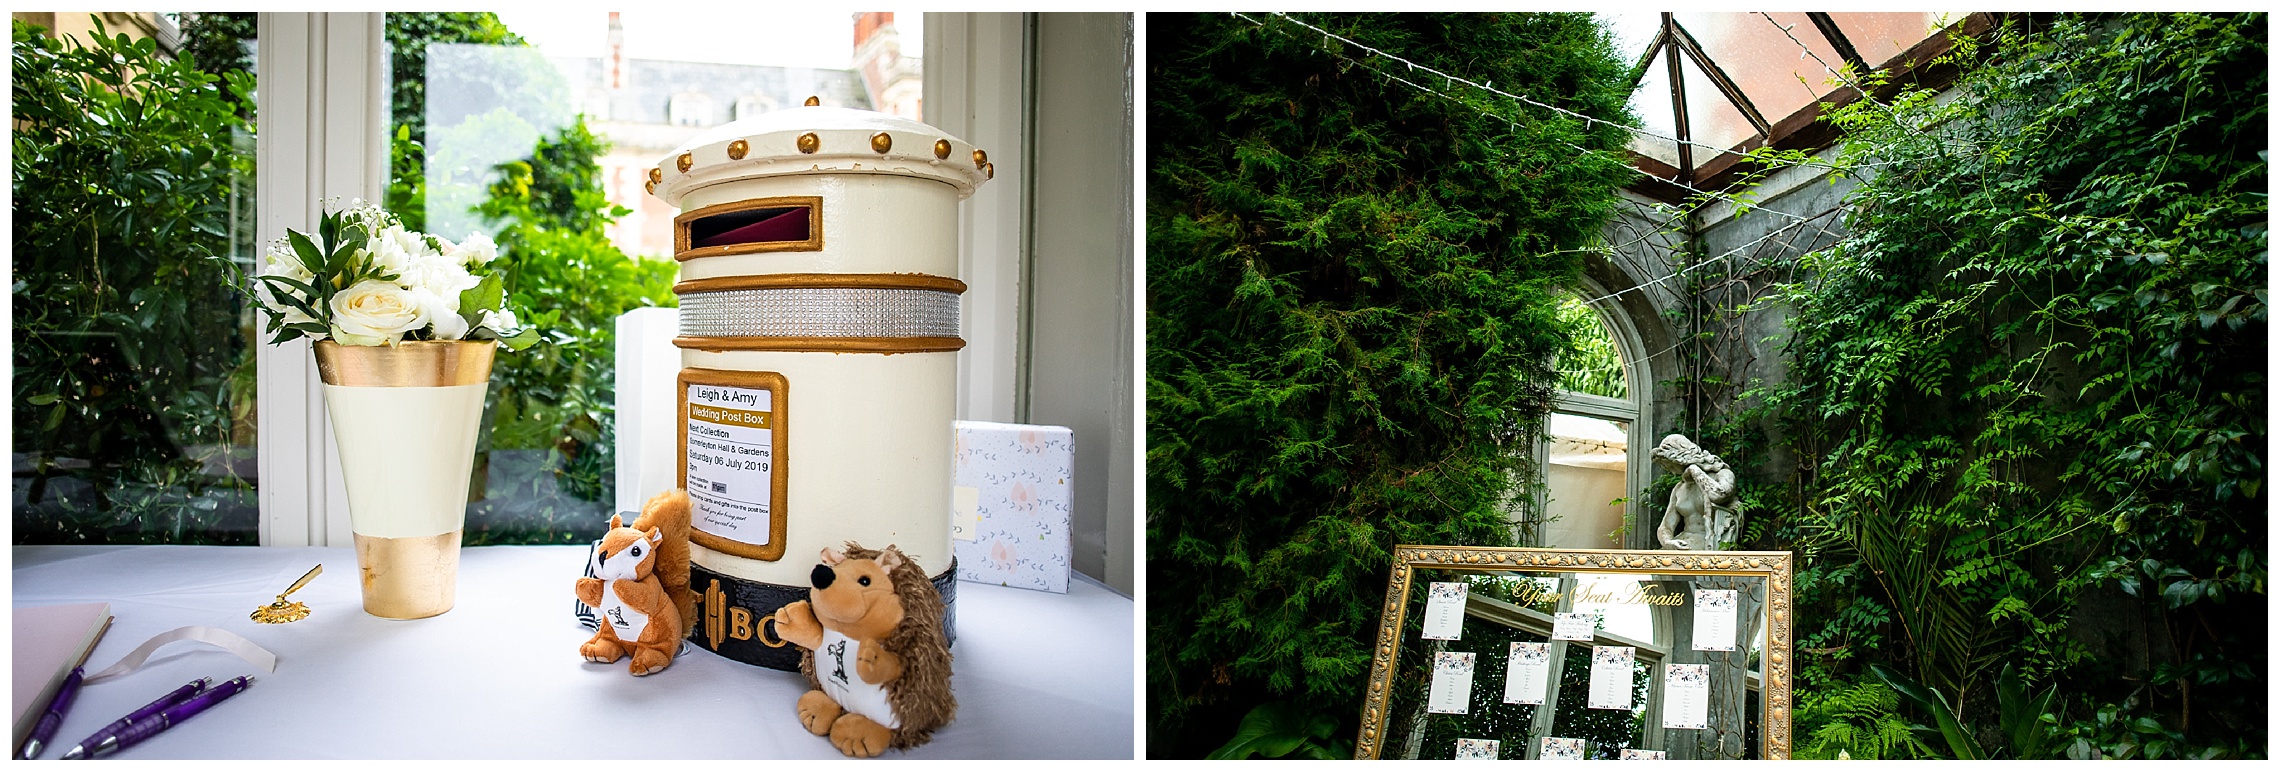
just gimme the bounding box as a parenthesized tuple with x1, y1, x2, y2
(952, 421, 1074, 593)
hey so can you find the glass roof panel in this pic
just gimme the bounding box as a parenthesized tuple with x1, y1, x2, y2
(1672, 12, 1843, 127)
(1604, 11, 1957, 186)
(1829, 12, 1962, 70)
(1678, 50, 1758, 155)
(1626, 50, 1681, 168)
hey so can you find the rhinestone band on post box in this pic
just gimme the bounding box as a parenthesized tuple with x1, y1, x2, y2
(677, 287, 961, 339)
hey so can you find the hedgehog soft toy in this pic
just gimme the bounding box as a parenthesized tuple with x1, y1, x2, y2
(774, 543, 955, 757)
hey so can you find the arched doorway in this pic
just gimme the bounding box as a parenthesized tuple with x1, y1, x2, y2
(1532, 276, 1654, 555)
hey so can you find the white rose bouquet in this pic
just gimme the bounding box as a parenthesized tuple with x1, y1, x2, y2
(248, 201, 537, 349)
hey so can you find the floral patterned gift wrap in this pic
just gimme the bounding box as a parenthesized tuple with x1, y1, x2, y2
(951, 421, 1074, 592)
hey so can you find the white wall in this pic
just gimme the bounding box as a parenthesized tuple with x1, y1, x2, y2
(1027, 13, 1136, 593)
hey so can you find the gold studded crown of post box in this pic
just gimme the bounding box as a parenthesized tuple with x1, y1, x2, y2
(646, 104, 993, 206)
(649, 102, 988, 671)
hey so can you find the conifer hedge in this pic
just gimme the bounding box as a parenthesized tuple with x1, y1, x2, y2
(1146, 12, 1637, 755)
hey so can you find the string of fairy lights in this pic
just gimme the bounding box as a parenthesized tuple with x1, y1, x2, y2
(1231, 11, 1820, 226)
(1223, 11, 1870, 374)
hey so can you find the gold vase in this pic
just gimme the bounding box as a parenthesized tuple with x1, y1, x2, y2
(314, 340, 496, 619)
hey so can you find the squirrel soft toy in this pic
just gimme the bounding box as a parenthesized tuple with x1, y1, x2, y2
(775, 543, 955, 757)
(574, 489, 694, 676)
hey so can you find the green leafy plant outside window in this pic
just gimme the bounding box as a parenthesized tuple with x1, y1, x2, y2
(12, 17, 259, 544)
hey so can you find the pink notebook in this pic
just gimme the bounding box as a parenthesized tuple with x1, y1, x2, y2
(11, 603, 112, 749)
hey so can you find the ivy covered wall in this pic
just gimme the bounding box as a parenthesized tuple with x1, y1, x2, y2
(1628, 13, 2266, 760)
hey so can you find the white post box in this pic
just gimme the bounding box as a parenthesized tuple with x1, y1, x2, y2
(647, 101, 992, 669)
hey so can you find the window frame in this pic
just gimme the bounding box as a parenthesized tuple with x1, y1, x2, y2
(254, 12, 388, 546)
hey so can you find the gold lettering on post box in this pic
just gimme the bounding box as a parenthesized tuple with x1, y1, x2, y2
(756, 613, 788, 648)
(705, 579, 726, 650)
(731, 607, 754, 640)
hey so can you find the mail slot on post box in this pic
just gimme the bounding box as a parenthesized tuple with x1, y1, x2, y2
(647, 100, 992, 670)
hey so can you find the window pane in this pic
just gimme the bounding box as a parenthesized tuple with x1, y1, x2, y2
(1625, 48, 1682, 168)
(1554, 294, 1628, 400)
(1829, 12, 1961, 71)
(1544, 413, 1628, 551)
(1672, 12, 1845, 129)
(387, 11, 917, 544)
(13, 13, 260, 545)
(1677, 49, 1759, 157)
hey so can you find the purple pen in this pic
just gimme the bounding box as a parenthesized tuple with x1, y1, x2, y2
(18, 666, 84, 759)
(57, 677, 209, 760)
(82, 676, 256, 760)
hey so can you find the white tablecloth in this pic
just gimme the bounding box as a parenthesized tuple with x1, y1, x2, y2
(11, 545, 1133, 759)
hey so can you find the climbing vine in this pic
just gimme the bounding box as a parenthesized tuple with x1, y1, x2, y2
(1750, 13, 2265, 759)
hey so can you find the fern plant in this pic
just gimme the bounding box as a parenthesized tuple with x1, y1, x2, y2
(1795, 679, 1935, 760)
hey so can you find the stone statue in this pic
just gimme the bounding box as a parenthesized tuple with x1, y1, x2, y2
(1653, 434, 1738, 551)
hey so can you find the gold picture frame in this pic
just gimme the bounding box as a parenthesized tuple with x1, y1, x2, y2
(1355, 545, 1793, 759)
(676, 368, 791, 561)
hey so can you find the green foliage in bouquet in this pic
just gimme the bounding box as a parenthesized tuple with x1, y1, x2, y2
(11, 17, 258, 544)
(1146, 12, 1638, 757)
(1752, 12, 2266, 760)
(240, 203, 537, 350)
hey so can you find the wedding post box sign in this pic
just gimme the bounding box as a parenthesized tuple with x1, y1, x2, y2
(951, 421, 1075, 593)
(680, 371, 789, 559)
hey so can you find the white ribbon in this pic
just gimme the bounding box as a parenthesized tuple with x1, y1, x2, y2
(81, 626, 278, 684)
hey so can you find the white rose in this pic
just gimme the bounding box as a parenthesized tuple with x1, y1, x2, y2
(329, 279, 428, 343)
(409, 288, 469, 340)
(263, 238, 312, 282)
(398, 252, 480, 303)
(362, 227, 414, 278)
(257, 247, 316, 321)
(330, 325, 386, 346)
(395, 226, 437, 259)
(477, 307, 519, 334)
(454, 232, 499, 266)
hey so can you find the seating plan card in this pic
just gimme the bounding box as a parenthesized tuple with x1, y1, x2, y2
(1587, 645, 1635, 710)
(1551, 610, 1598, 641)
(1502, 641, 1551, 705)
(1693, 588, 1738, 652)
(1427, 651, 1476, 714)
(1662, 663, 1711, 729)
(1421, 581, 1468, 640)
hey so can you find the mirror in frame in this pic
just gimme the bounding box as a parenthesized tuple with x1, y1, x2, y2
(1355, 546, 1793, 760)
